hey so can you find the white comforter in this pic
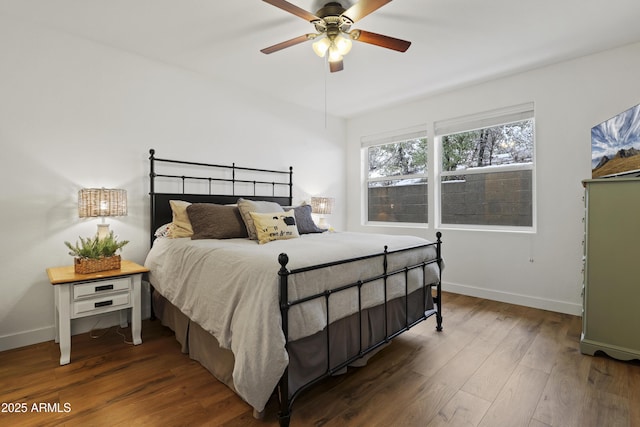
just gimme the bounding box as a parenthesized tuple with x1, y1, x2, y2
(144, 231, 440, 412)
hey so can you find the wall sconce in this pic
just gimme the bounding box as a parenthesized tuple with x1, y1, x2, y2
(311, 196, 334, 228)
(78, 188, 127, 239)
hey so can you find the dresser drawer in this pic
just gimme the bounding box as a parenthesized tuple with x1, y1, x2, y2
(73, 277, 131, 300)
(73, 292, 131, 316)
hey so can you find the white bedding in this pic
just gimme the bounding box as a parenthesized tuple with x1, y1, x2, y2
(144, 231, 440, 412)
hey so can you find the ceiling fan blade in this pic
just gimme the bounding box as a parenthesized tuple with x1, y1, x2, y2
(342, 0, 392, 23)
(262, 0, 320, 22)
(261, 34, 314, 54)
(351, 29, 411, 52)
(329, 59, 344, 73)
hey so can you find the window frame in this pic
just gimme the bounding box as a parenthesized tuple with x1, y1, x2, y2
(435, 103, 536, 232)
(362, 127, 428, 227)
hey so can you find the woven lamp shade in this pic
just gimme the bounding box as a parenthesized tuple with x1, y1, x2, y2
(78, 188, 128, 218)
(310, 197, 334, 215)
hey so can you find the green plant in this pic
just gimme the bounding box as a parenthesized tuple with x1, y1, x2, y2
(64, 231, 129, 259)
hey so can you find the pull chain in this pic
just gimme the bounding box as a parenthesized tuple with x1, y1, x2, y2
(324, 57, 328, 128)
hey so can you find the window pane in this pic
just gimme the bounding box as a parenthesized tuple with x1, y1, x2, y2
(366, 137, 428, 223)
(442, 120, 533, 171)
(440, 118, 534, 228)
(368, 138, 427, 179)
(368, 178, 427, 223)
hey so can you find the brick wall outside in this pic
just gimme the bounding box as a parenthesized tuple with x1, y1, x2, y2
(368, 169, 532, 226)
(441, 169, 532, 226)
(368, 183, 428, 223)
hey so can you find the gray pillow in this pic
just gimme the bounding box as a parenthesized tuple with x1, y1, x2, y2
(291, 204, 326, 234)
(187, 203, 248, 240)
(237, 198, 284, 240)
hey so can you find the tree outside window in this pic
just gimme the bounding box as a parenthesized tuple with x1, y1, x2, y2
(442, 120, 533, 172)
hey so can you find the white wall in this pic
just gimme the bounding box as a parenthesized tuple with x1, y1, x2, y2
(346, 41, 640, 315)
(2, 12, 638, 352)
(0, 16, 346, 351)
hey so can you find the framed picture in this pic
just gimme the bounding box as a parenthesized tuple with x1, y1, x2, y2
(591, 103, 640, 178)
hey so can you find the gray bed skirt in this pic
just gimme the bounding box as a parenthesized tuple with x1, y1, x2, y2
(152, 286, 434, 410)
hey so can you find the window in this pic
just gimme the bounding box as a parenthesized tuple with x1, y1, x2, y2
(363, 129, 428, 224)
(436, 103, 535, 228)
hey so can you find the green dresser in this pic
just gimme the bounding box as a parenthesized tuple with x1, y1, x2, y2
(581, 178, 640, 360)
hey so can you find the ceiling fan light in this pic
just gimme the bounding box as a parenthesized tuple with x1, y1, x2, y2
(333, 34, 352, 55)
(312, 37, 331, 57)
(327, 48, 343, 63)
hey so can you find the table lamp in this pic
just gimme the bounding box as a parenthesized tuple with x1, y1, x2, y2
(311, 196, 334, 228)
(78, 188, 127, 239)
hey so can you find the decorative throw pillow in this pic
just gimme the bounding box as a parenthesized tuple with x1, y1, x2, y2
(237, 198, 284, 240)
(154, 223, 172, 238)
(291, 204, 326, 234)
(249, 210, 300, 244)
(187, 203, 248, 240)
(168, 200, 193, 238)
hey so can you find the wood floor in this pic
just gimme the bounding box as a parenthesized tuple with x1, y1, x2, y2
(2, 292, 639, 427)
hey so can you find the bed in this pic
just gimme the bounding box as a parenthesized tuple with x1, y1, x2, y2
(144, 149, 443, 426)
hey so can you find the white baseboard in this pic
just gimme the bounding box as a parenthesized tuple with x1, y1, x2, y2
(0, 326, 56, 352)
(442, 281, 582, 316)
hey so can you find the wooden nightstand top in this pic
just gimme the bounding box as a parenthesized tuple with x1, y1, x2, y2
(47, 259, 149, 285)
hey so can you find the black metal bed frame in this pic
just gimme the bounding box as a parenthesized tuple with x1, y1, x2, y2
(148, 149, 443, 426)
(277, 238, 442, 425)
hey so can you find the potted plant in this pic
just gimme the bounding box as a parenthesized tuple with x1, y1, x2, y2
(64, 231, 129, 274)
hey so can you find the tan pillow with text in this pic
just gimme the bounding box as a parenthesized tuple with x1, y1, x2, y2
(249, 210, 299, 244)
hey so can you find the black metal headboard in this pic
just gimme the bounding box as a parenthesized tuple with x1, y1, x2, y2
(149, 149, 293, 245)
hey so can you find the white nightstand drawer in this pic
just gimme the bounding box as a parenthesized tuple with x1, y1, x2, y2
(73, 277, 131, 300)
(73, 292, 131, 316)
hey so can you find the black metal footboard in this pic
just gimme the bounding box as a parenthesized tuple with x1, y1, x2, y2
(276, 232, 443, 426)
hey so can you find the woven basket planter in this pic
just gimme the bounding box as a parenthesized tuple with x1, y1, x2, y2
(74, 255, 121, 274)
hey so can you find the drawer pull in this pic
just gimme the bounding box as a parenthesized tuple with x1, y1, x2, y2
(95, 300, 113, 308)
(95, 284, 114, 292)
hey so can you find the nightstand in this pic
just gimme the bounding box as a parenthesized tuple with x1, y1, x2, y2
(46, 260, 149, 365)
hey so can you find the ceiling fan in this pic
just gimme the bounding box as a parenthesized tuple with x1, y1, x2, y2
(260, 0, 411, 72)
